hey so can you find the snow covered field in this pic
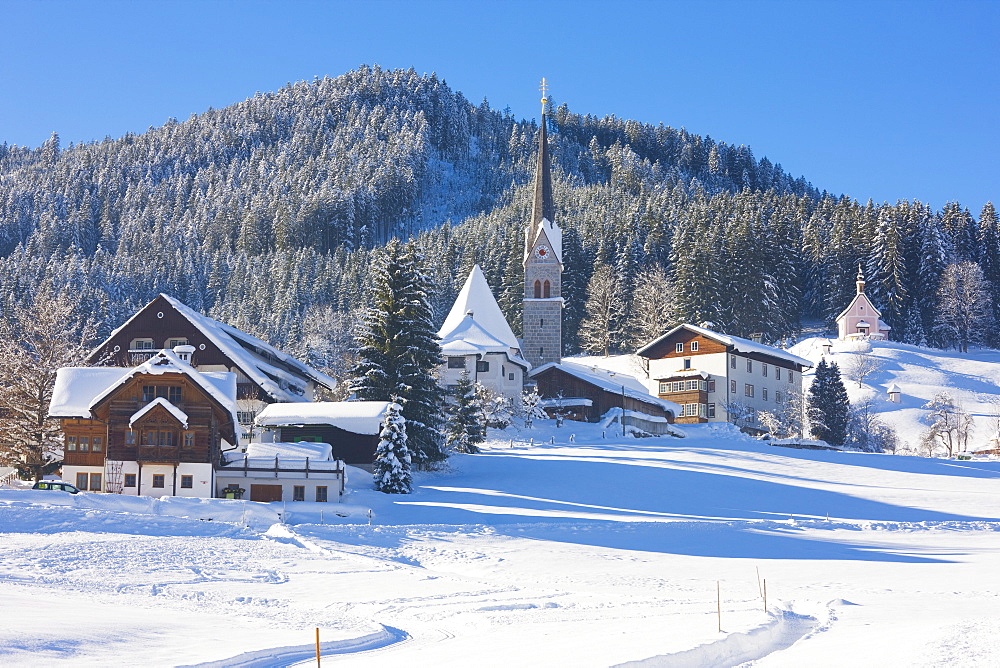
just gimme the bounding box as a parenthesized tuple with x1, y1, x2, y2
(3, 418, 1000, 667)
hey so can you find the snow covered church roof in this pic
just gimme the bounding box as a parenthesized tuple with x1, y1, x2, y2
(255, 401, 391, 435)
(438, 265, 520, 351)
(637, 323, 813, 369)
(92, 294, 335, 403)
(439, 315, 531, 369)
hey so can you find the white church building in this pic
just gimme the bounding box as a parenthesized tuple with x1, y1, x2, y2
(437, 265, 530, 401)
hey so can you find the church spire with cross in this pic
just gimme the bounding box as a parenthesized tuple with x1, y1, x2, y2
(521, 77, 563, 369)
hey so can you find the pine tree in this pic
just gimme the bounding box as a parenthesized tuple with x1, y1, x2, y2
(373, 400, 412, 493)
(807, 359, 849, 446)
(350, 239, 446, 467)
(444, 371, 483, 454)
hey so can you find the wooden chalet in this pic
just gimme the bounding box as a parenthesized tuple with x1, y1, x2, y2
(51, 350, 239, 497)
(529, 360, 679, 434)
(254, 402, 391, 467)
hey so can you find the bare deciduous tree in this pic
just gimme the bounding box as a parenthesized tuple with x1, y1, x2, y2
(0, 291, 97, 481)
(922, 392, 973, 457)
(626, 265, 675, 348)
(934, 262, 992, 353)
(579, 264, 624, 357)
(848, 349, 884, 388)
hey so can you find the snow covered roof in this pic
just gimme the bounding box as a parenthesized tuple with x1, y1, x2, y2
(49, 368, 133, 418)
(537, 219, 563, 264)
(440, 315, 530, 369)
(887, 383, 902, 394)
(255, 401, 391, 435)
(50, 350, 238, 433)
(130, 397, 189, 429)
(637, 323, 813, 369)
(95, 294, 335, 402)
(835, 291, 883, 322)
(530, 360, 681, 416)
(438, 265, 520, 351)
(244, 441, 334, 461)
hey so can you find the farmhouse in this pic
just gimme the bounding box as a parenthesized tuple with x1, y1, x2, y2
(637, 324, 811, 429)
(86, 294, 337, 439)
(529, 360, 679, 434)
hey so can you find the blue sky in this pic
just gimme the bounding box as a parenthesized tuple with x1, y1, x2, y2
(2, 0, 997, 211)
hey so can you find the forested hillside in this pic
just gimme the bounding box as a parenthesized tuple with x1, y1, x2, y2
(1, 65, 996, 383)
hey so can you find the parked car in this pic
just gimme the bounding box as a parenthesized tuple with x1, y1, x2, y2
(32, 481, 80, 494)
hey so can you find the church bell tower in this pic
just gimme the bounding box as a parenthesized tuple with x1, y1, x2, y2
(522, 78, 563, 368)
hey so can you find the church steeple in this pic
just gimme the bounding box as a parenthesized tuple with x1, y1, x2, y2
(526, 78, 555, 260)
(856, 263, 866, 295)
(522, 78, 563, 369)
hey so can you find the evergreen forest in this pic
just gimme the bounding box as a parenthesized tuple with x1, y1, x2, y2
(1, 65, 997, 382)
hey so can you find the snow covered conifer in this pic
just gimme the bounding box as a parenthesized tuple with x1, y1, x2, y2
(350, 239, 446, 467)
(807, 359, 849, 446)
(445, 371, 483, 454)
(373, 400, 412, 494)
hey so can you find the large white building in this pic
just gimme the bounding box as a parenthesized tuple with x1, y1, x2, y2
(636, 324, 812, 428)
(437, 265, 530, 401)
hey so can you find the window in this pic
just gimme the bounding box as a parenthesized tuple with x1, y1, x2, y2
(762, 388, 768, 401)
(699, 404, 708, 418)
(143, 431, 175, 446)
(180, 475, 193, 489)
(76, 472, 88, 489)
(691, 341, 699, 351)
(152, 474, 165, 488)
(509, 373, 515, 381)
(131, 338, 154, 350)
(676, 343, 684, 354)
(745, 384, 755, 398)
(731, 356, 737, 369)
(124, 474, 136, 488)
(730, 380, 737, 393)
(141, 385, 182, 403)
(707, 379, 716, 392)
(775, 391, 782, 404)
(67, 436, 77, 451)
(533, 280, 542, 298)
(125, 430, 136, 445)
(89, 473, 102, 492)
(686, 380, 699, 391)
(762, 363, 768, 378)
(316, 486, 328, 502)
(502, 365, 506, 377)
(293, 485, 305, 502)
(183, 432, 195, 448)
(659, 382, 669, 394)
(775, 367, 781, 380)
(79, 436, 90, 452)
(543, 280, 551, 298)
(746, 359, 753, 373)
(166, 338, 188, 348)
(92, 437, 103, 452)
(476, 360, 490, 373)
(540, 318, 544, 327)
(708, 403, 716, 418)
(539, 347, 544, 357)
(447, 356, 466, 369)
(683, 358, 692, 370)
(788, 371, 794, 384)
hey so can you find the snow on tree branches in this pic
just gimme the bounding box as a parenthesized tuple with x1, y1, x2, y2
(373, 400, 412, 494)
(807, 359, 850, 446)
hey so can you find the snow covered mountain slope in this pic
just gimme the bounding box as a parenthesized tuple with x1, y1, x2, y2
(790, 338, 1000, 451)
(2, 420, 1000, 666)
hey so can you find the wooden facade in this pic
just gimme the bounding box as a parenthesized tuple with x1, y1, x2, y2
(61, 371, 237, 474)
(531, 366, 671, 423)
(271, 425, 379, 467)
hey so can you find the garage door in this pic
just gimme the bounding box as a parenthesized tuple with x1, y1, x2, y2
(250, 484, 282, 502)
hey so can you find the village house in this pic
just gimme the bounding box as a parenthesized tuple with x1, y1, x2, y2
(530, 360, 679, 434)
(636, 324, 812, 429)
(836, 266, 891, 340)
(86, 294, 337, 440)
(437, 264, 530, 402)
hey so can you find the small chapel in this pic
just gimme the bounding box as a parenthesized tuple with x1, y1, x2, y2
(835, 265, 891, 340)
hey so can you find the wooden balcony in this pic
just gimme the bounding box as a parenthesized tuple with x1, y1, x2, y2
(136, 445, 181, 463)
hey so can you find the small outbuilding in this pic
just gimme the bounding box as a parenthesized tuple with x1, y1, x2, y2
(254, 401, 391, 467)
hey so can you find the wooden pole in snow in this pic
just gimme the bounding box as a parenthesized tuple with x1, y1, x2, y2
(315, 627, 321, 666)
(763, 579, 767, 613)
(717, 581, 721, 632)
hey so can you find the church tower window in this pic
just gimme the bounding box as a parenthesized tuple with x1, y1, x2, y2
(534, 280, 542, 299)
(543, 280, 551, 298)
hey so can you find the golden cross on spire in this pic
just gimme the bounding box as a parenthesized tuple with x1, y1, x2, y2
(539, 77, 549, 114)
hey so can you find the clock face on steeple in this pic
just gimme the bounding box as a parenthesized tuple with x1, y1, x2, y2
(534, 244, 549, 260)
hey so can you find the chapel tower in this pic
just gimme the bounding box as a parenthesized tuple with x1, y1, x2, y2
(522, 79, 563, 368)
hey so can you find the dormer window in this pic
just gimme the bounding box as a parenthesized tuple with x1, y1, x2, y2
(130, 338, 154, 350)
(142, 385, 182, 403)
(166, 338, 188, 348)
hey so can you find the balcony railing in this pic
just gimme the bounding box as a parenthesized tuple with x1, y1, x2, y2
(136, 445, 181, 463)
